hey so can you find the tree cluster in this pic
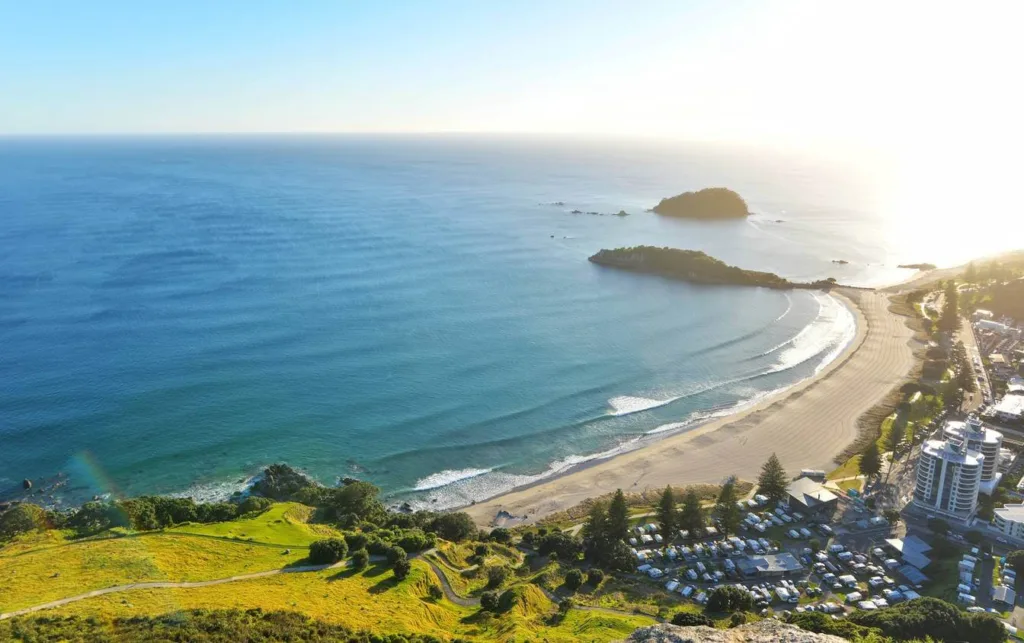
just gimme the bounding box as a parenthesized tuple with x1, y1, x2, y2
(580, 490, 635, 571)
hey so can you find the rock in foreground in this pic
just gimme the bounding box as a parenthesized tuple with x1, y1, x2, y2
(625, 621, 849, 643)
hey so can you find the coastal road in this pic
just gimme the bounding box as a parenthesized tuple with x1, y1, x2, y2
(465, 289, 918, 527)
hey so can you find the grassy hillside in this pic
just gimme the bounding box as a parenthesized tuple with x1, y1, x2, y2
(166, 502, 341, 545)
(43, 561, 651, 642)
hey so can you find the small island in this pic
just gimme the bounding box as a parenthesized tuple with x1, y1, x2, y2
(651, 187, 749, 219)
(589, 246, 838, 290)
(898, 263, 937, 271)
(832, 259, 849, 265)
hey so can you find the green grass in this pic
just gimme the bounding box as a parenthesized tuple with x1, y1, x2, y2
(828, 456, 862, 481)
(837, 478, 864, 493)
(167, 503, 340, 546)
(47, 561, 653, 642)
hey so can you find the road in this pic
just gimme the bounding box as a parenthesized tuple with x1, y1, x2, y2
(959, 315, 991, 412)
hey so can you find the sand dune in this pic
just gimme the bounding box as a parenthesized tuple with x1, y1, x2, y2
(465, 289, 916, 526)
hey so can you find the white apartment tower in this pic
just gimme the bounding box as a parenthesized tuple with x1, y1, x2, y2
(913, 437, 984, 520)
(943, 416, 1003, 493)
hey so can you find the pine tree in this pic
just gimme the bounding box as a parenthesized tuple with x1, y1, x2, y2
(859, 442, 881, 477)
(656, 486, 677, 536)
(715, 478, 741, 535)
(757, 453, 788, 504)
(939, 280, 959, 332)
(965, 262, 977, 282)
(678, 489, 705, 534)
(582, 501, 610, 560)
(606, 489, 630, 543)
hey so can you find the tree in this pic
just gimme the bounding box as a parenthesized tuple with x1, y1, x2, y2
(1006, 550, 1024, 576)
(489, 527, 511, 544)
(0, 504, 47, 540)
(351, 548, 369, 571)
(809, 538, 822, 552)
(558, 597, 574, 614)
(705, 585, 754, 612)
(964, 531, 984, 545)
(606, 489, 630, 543)
(385, 545, 407, 566)
(486, 565, 508, 589)
(715, 478, 742, 535)
(671, 612, 713, 627)
(497, 587, 524, 612)
(757, 453, 788, 504)
(480, 591, 499, 612)
(656, 486, 678, 537)
(603, 541, 636, 572)
(428, 512, 476, 542)
(859, 442, 882, 478)
(536, 531, 582, 561)
(582, 501, 610, 561)
(678, 489, 705, 535)
(965, 262, 978, 282)
(308, 538, 349, 565)
(329, 481, 386, 524)
(564, 569, 584, 592)
(883, 509, 901, 525)
(939, 280, 959, 332)
(392, 557, 412, 581)
(587, 569, 605, 586)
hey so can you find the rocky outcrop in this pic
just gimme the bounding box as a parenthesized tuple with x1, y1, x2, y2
(625, 621, 849, 643)
(652, 188, 749, 219)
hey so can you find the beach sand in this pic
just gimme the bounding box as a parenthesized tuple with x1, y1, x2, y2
(465, 289, 917, 527)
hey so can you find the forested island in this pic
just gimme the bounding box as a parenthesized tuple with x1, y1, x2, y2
(651, 187, 749, 219)
(588, 246, 838, 290)
(898, 263, 937, 271)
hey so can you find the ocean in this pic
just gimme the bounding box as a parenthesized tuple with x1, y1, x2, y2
(0, 135, 983, 510)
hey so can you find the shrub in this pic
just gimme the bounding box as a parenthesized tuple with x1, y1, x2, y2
(489, 527, 511, 544)
(386, 545, 407, 566)
(474, 544, 489, 557)
(0, 504, 47, 540)
(671, 612, 713, 627)
(480, 591, 499, 612)
(536, 532, 582, 561)
(428, 513, 476, 542)
(237, 496, 273, 515)
(427, 584, 443, 601)
(564, 569, 584, 592)
(366, 538, 390, 556)
(587, 569, 605, 586)
(486, 565, 508, 589)
(729, 612, 747, 628)
(558, 598, 574, 613)
(393, 558, 412, 581)
(344, 532, 369, 551)
(351, 549, 369, 571)
(396, 529, 431, 553)
(848, 596, 1006, 643)
(308, 538, 349, 565)
(497, 587, 525, 613)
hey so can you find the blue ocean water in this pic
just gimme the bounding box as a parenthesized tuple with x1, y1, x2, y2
(0, 136, 889, 508)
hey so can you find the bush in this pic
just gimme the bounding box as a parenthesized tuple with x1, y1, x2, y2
(237, 496, 273, 515)
(386, 545, 407, 566)
(427, 584, 443, 601)
(587, 569, 605, 586)
(671, 612, 713, 627)
(396, 529, 431, 552)
(428, 513, 476, 542)
(705, 585, 753, 613)
(344, 532, 369, 551)
(1007, 550, 1024, 575)
(474, 544, 489, 557)
(536, 532, 582, 561)
(486, 565, 508, 589)
(308, 538, 349, 565)
(351, 549, 369, 571)
(848, 596, 1006, 643)
(0, 504, 47, 540)
(564, 569, 584, 592)
(729, 612, 747, 628)
(558, 598, 574, 613)
(366, 538, 390, 556)
(497, 587, 524, 613)
(393, 558, 412, 581)
(480, 591, 499, 612)
(489, 527, 511, 544)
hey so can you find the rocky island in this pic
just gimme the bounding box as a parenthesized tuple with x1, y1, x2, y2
(651, 187, 749, 219)
(898, 262, 937, 270)
(588, 246, 838, 290)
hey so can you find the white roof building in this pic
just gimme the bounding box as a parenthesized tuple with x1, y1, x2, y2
(943, 417, 1003, 490)
(994, 503, 1024, 541)
(993, 395, 1024, 423)
(913, 438, 984, 520)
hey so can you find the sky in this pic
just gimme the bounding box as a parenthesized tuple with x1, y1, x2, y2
(1, 0, 1023, 155)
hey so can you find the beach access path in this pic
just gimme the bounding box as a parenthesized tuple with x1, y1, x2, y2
(465, 289, 917, 527)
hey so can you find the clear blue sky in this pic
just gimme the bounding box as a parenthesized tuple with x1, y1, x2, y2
(2, 0, 1022, 148)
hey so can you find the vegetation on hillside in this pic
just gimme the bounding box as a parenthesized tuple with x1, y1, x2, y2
(651, 187, 749, 219)
(589, 246, 838, 290)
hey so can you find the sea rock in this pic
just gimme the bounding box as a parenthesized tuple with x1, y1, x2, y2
(832, 259, 849, 265)
(22, 479, 32, 490)
(625, 621, 847, 643)
(615, 210, 630, 217)
(252, 464, 317, 500)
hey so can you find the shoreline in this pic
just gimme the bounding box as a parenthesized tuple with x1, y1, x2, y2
(464, 288, 916, 527)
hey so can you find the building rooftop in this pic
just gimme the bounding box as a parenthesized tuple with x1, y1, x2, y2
(786, 477, 839, 509)
(886, 536, 932, 570)
(991, 353, 1008, 366)
(993, 585, 1016, 605)
(944, 419, 1003, 445)
(921, 439, 984, 466)
(994, 395, 1024, 419)
(995, 503, 1024, 523)
(736, 552, 804, 575)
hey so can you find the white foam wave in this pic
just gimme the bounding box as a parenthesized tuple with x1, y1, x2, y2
(413, 468, 492, 491)
(169, 475, 256, 504)
(773, 293, 793, 324)
(607, 395, 680, 416)
(764, 292, 855, 376)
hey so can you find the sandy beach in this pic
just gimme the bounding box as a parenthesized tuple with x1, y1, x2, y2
(465, 288, 917, 527)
